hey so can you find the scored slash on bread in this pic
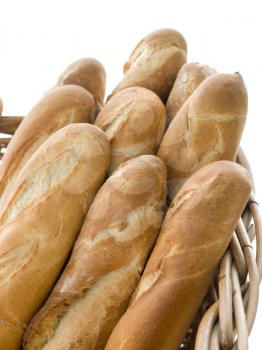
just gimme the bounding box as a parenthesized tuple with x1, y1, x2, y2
(105, 161, 251, 350)
(0, 85, 95, 211)
(23, 155, 167, 350)
(0, 123, 110, 349)
(95, 87, 166, 174)
(108, 28, 187, 102)
(158, 72, 248, 200)
(166, 62, 217, 125)
(0, 26, 256, 350)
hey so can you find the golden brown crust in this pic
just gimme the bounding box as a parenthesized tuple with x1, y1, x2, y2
(56, 58, 106, 119)
(166, 63, 216, 124)
(157, 72, 248, 199)
(23, 155, 167, 350)
(95, 87, 166, 174)
(109, 28, 187, 102)
(0, 85, 95, 210)
(0, 123, 109, 350)
(105, 161, 251, 350)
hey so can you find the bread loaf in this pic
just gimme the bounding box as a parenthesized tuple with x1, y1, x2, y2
(0, 85, 95, 210)
(95, 87, 166, 174)
(0, 123, 109, 349)
(166, 63, 216, 124)
(157, 72, 248, 199)
(23, 155, 167, 350)
(105, 161, 251, 350)
(56, 58, 106, 119)
(109, 28, 187, 102)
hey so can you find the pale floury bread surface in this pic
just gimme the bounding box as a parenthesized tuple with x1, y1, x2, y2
(95, 87, 166, 174)
(23, 155, 167, 350)
(166, 62, 216, 124)
(56, 58, 106, 118)
(0, 85, 95, 210)
(157, 72, 248, 199)
(109, 28, 187, 101)
(105, 161, 251, 350)
(0, 123, 109, 349)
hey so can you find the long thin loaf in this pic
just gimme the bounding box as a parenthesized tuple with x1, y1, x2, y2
(0, 123, 109, 349)
(157, 72, 248, 199)
(55, 58, 106, 119)
(166, 62, 216, 124)
(109, 28, 187, 101)
(0, 85, 95, 209)
(95, 87, 166, 174)
(23, 155, 167, 350)
(105, 161, 251, 350)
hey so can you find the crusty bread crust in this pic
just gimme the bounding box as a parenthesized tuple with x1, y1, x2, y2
(166, 62, 216, 124)
(0, 123, 109, 349)
(56, 58, 106, 119)
(23, 155, 166, 350)
(105, 161, 251, 350)
(0, 85, 95, 210)
(109, 28, 187, 102)
(158, 72, 248, 199)
(96, 87, 166, 174)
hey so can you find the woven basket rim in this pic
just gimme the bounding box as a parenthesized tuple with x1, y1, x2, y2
(0, 117, 261, 350)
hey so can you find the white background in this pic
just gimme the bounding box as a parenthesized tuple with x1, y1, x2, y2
(0, 0, 261, 348)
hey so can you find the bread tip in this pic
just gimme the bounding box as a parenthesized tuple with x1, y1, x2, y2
(234, 71, 244, 79)
(233, 71, 246, 87)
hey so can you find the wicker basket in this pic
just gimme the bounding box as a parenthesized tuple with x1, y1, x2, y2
(0, 116, 261, 350)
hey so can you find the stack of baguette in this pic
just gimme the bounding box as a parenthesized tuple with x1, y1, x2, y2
(0, 28, 252, 350)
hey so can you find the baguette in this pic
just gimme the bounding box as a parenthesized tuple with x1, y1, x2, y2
(157, 72, 248, 199)
(105, 161, 251, 350)
(166, 63, 216, 124)
(0, 123, 110, 349)
(108, 28, 187, 102)
(0, 85, 95, 210)
(56, 58, 106, 119)
(23, 155, 167, 350)
(95, 87, 166, 174)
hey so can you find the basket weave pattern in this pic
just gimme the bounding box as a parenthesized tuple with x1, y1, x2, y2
(0, 117, 261, 350)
